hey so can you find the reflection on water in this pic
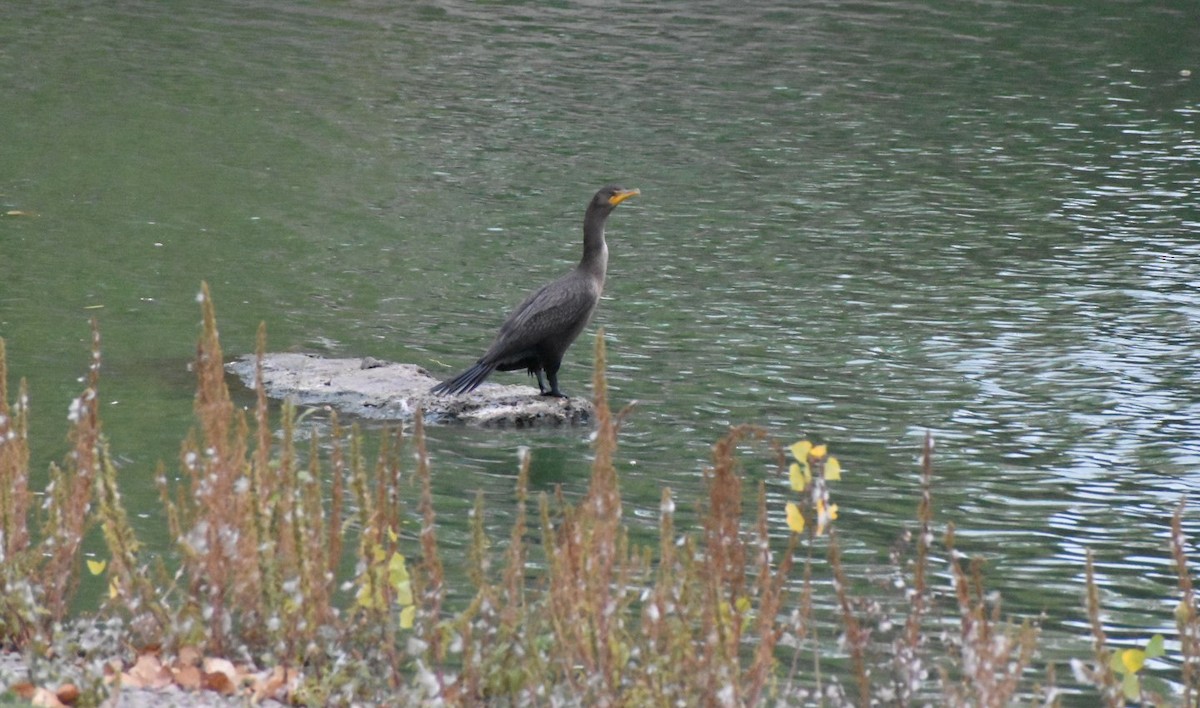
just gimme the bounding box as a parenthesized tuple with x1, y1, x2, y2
(2, 0, 1199, 685)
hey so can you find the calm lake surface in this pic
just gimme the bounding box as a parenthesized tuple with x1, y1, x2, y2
(2, 0, 1198, 693)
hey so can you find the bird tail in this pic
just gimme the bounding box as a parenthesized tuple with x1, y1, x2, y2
(430, 360, 496, 396)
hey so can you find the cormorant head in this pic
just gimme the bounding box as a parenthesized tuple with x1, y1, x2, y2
(592, 185, 640, 212)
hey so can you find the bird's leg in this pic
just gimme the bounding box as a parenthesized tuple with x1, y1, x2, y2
(541, 368, 568, 398)
(534, 369, 549, 395)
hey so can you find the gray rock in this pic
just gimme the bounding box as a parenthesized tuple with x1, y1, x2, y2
(225, 353, 593, 427)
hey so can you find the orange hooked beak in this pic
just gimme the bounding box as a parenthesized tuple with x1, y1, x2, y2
(608, 188, 640, 206)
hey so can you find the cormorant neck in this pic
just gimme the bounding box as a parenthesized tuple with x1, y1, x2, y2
(578, 206, 610, 279)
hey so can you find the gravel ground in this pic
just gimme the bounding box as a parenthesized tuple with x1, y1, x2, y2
(0, 650, 287, 707)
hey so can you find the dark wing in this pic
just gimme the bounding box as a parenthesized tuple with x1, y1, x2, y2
(483, 274, 599, 365)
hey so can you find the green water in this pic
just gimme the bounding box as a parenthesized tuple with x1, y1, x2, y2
(3, 0, 1199, 692)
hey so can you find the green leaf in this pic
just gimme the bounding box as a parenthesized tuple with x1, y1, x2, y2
(1109, 651, 1126, 675)
(1122, 671, 1140, 701)
(1145, 633, 1165, 659)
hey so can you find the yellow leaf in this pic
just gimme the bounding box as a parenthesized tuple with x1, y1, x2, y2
(789, 441, 812, 462)
(816, 499, 837, 536)
(811, 444, 827, 460)
(735, 596, 752, 614)
(389, 554, 413, 603)
(388, 552, 410, 583)
(825, 456, 842, 480)
(356, 583, 378, 610)
(387, 526, 399, 543)
(789, 463, 808, 491)
(399, 604, 416, 629)
(395, 580, 413, 607)
(786, 502, 805, 534)
(109, 578, 119, 599)
(86, 559, 107, 576)
(1121, 648, 1146, 674)
(356, 566, 384, 610)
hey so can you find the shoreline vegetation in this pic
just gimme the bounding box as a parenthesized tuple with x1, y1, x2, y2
(0, 283, 1196, 706)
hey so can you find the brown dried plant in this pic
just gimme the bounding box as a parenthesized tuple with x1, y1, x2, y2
(939, 524, 1038, 707)
(1172, 501, 1200, 704)
(0, 335, 37, 645)
(38, 321, 105, 627)
(0, 337, 32, 570)
(541, 328, 633, 698)
(6, 285, 1199, 706)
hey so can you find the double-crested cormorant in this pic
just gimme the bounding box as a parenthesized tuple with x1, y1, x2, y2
(430, 185, 639, 398)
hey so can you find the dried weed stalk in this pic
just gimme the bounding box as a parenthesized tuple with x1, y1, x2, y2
(3, 285, 1197, 706)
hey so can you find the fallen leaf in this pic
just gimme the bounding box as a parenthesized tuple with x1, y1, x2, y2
(177, 645, 202, 667)
(202, 657, 240, 695)
(54, 683, 80, 705)
(31, 687, 66, 707)
(125, 653, 172, 689)
(202, 670, 236, 696)
(251, 666, 289, 702)
(202, 656, 238, 678)
(172, 664, 202, 691)
(118, 672, 141, 688)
